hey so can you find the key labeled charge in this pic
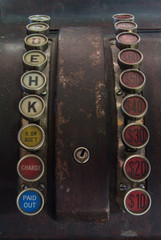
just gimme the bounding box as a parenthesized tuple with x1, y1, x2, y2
(17, 154, 44, 181)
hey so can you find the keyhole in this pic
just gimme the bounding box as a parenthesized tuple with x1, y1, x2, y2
(80, 149, 85, 157)
(73, 147, 90, 164)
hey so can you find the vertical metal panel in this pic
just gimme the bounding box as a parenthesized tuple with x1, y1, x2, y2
(55, 27, 109, 221)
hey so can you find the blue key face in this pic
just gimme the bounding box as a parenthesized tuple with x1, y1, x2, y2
(18, 189, 43, 215)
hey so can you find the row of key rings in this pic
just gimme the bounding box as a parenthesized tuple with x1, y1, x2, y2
(16, 15, 50, 216)
(113, 13, 151, 216)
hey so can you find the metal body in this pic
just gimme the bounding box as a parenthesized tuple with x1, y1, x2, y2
(0, 1, 161, 239)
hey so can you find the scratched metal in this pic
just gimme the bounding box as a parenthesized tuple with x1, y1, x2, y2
(55, 27, 109, 221)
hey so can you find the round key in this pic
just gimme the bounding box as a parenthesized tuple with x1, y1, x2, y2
(120, 69, 146, 93)
(29, 15, 50, 24)
(122, 123, 150, 150)
(19, 95, 45, 121)
(26, 22, 49, 35)
(123, 155, 151, 182)
(121, 94, 148, 120)
(116, 32, 140, 49)
(24, 34, 48, 51)
(114, 21, 137, 35)
(20, 70, 47, 94)
(118, 48, 143, 69)
(18, 124, 45, 151)
(17, 154, 44, 182)
(17, 188, 44, 216)
(124, 188, 151, 216)
(23, 50, 47, 71)
(113, 13, 134, 23)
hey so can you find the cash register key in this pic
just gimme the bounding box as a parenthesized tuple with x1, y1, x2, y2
(24, 34, 48, 51)
(123, 155, 151, 182)
(118, 48, 143, 69)
(20, 70, 47, 94)
(116, 32, 140, 49)
(124, 188, 151, 216)
(121, 94, 148, 120)
(114, 21, 137, 34)
(122, 123, 150, 150)
(112, 13, 135, 23)
(119, 69, 146, 93)
(23, 50, 47, 71)
(17, 124, 45, 151)
(26, 22, 49, 35)
(29, 15, 50, 24)
(17, 154, 44, 182)
(19, 95, 45, 121)
(17, 188, 44, 216)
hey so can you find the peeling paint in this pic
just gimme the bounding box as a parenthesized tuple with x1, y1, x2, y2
(95, 82, 106, 118)
(121, 230, 138, 237)
(57, 101, 70, 134)
(56, 156, 69, 190)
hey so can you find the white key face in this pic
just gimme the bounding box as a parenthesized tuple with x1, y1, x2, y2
(26, 35, 47, 46)
(31, 16, 49, 21)
(23, 50, 47, 71)
(24, 51, 46, 66)
(29, 15, 50, 23)
(29, 24, 47, 31)
(19, 95, 45, 120)
(26, 23, 49, 36)
(22, 72, 45, 90)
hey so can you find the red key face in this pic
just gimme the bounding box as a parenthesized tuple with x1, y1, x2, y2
(115, 14, 134, 21)
(122, 123, 149, 149)
(122, 95, 147, 119)
(120, 50, 141, 64)
(118, 33, 139, 44)
(121, 70, 144, 88)
(124, 189, 151, 215)
(116, 22, 136, 30)
(18, 155, 44, 181)
(124, 155, 151, 181)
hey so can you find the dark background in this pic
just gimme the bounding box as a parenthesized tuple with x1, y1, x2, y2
(1, 0, 161, 29)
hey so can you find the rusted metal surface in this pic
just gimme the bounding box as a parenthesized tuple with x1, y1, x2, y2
(0, 29, 161, 240)
(0, 1, 161, 238)
(55, 27, 109, 221)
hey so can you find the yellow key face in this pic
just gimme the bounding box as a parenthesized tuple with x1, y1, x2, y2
(19, 125, 44, 148)
(24, 51, 46, 66)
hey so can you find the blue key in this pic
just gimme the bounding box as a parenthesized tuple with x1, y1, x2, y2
(17, 188, 44, 215)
